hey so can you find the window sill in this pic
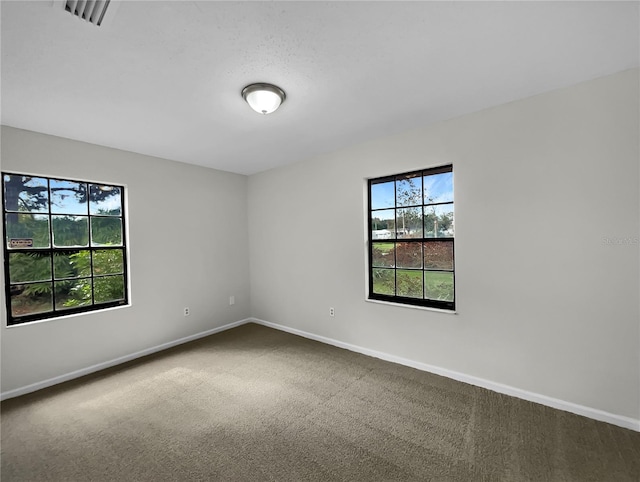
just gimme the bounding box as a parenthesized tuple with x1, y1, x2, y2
(5, 303, 131, 328)
(365, 298, 457, 314)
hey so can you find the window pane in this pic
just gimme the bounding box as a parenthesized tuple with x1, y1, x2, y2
(52, 216, 89, 247)
(424, 204, 454, 238)
(368, 166, 454, 310)
(3, 172, 127, 325)
(93, 249, 124, 275)
(6, 214, 50, 248)
(424, 241, 454, 270)
(396, 242, 422, 269)
(424, 171, 453, 204)
(3, 175, 49, 213)
(91, 217, 122, 246)
(9, 252, 52, 283)
(371, 181, 394, 210)
(396, 173, 422, 207)
(89, 184, 122, 216)
(424, 272, 454, 302)
(397, 269, 423, 298)
(372, 242, 394, 268)
(372, 268, 395, 295)
(371, 209, 395, 240)
(50, 180, 88, 215)
(54, 250, 91, 279)
(55, 279, 92, 309)
(396, 207, 422, 238)
(94, 275, 125, 303)
(10, 283, 53, 317)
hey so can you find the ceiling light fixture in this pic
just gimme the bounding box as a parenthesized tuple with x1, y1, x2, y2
(241, 83, 286, 115)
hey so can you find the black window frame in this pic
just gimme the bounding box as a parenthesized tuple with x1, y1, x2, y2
(2, 172, 129, 326)
(368, 164, 455, 310)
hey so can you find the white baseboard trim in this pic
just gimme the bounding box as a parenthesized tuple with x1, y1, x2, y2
(250, 317, 640, 432)
(4, 316, 638, 432)
(0, 318, 252, 401)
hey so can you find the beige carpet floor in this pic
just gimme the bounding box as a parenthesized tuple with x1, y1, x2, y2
(1, 323, 639, 481)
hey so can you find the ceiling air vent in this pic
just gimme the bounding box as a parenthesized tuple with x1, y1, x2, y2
(65, 0, 111, 26)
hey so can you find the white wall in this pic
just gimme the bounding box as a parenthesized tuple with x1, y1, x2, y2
(0, 126, 251, 393)
(248, 69, 640, 421)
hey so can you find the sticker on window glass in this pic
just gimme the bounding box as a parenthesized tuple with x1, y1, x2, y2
(9, 238, 33, 248)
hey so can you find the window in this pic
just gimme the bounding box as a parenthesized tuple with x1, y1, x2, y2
(368, 165, 455, 310)
(3, 173, 128, 326)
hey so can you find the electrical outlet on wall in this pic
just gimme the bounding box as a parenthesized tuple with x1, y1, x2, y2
(329, 307, 335, 317)
(184, 307, 190, 316)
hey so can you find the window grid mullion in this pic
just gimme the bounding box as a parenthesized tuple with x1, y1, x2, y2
(47, 178, 58, 311)
(393, 178, 398, 296)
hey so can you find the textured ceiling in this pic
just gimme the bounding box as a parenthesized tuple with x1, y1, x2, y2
(1, 1, 638, 175)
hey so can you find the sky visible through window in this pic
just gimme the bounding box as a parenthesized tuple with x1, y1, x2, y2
(371, 172, 453, 209)
(7, 176, 122, 216)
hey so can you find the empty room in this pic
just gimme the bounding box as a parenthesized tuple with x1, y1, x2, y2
(1, 1, 639, 481)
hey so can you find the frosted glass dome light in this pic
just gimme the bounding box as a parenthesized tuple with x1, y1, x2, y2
(241, 83, 286, 115)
